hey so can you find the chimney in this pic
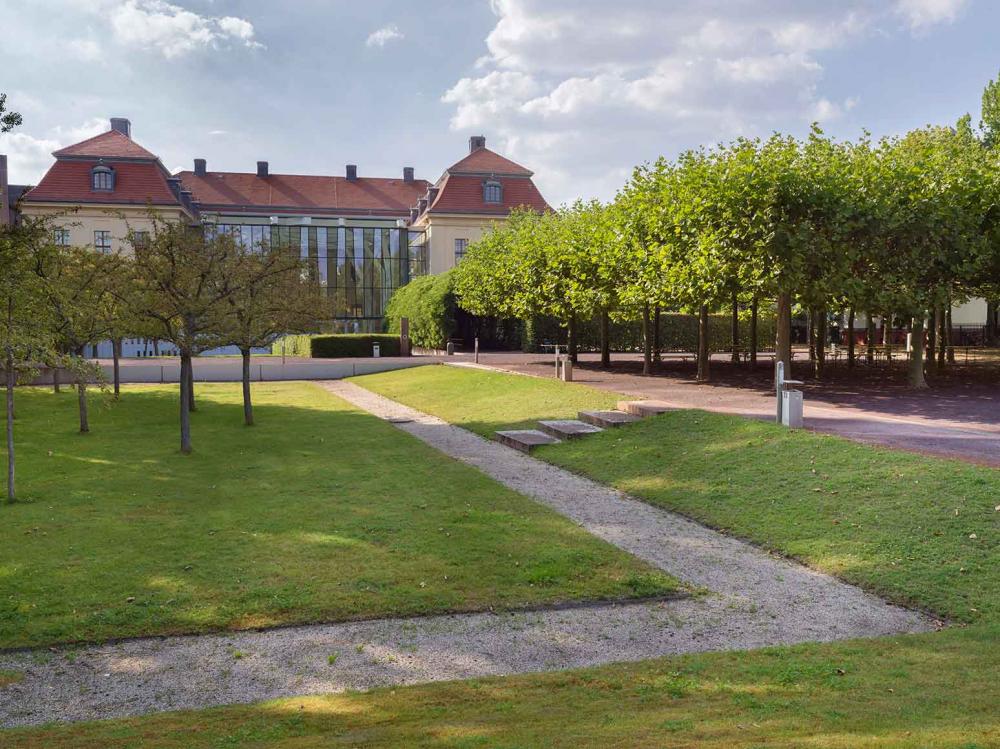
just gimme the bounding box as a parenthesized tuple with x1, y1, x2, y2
(257, 161, 269, 178)
(469, 135, 486, 153)
(403, 166, 414, 183)
(0, 155, 9, 227)
(346, 164, 358, 181)
(193, 158, 207, 176)
(110, 118, 131, 137)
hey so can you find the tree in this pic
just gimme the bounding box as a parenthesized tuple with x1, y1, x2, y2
(217, 238, 321, 426)
(125, 219, 236, 453)
(0, 217, 54, 501)
(0, 93, 21, 134)
(34, 244, 117, 432)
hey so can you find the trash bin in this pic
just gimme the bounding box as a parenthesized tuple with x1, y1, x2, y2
(446, 341, 455, 356)
(781, 389, 803, 428)
(372, 343, 381, 358)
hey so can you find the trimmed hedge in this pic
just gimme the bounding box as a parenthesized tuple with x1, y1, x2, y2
(273, 334, 401, 358)
(385, 271, 456, 350)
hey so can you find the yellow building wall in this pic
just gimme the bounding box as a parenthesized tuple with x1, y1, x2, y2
(18, 203, 189, 254)
(418, 214, 507, 274)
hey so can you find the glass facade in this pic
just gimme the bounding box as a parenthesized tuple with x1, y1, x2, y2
(205, 220, 428, 331)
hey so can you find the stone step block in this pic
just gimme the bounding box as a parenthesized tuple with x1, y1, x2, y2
(578, 410, 642, 428)
(538, 419, 604, 440)
(495, 429, 561, 453)
(616, 400, 678, 418)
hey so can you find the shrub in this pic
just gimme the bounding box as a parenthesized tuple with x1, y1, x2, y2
(385, 271, 456, 350)
(272, 334, 401, 358)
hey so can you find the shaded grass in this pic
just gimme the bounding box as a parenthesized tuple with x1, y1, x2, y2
(0, 382, 676, 649)
(7, 626, 997, 748)
(357, 366, 999, 624)
(355, 364, 619, 438)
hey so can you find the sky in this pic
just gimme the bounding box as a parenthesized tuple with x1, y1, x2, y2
(1, 0, 998, 206)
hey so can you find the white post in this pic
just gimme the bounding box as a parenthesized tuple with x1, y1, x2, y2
(775, 360, 784, 424)
(475, 337, 479, 364)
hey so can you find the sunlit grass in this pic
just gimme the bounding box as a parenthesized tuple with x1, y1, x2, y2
(0, 382, 677, 648)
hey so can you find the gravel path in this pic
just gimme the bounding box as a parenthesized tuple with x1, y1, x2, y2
(0, 381, 935, 728)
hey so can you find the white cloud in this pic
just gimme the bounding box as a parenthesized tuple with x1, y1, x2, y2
(108, 0, 262, 59)
(442, 0, 967, 204)
(366, 24, 404, 48)
(895, 0, 967, 30)
(68, 38, 103, 62)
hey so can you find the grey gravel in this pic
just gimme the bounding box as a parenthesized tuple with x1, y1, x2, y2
(0, 381, 935, 728)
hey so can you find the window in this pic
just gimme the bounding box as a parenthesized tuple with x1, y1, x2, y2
(454, 238, 468, 263)
(94, 230, 112, 254)
(483, 180, 502, 204)
(91, 165, 114, 191)
(133, 230, 149, 248)
(53, 228, 70, 246)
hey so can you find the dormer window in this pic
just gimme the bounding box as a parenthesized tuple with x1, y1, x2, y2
(483, 179, 502, 204)
(91, 165, 114, 191)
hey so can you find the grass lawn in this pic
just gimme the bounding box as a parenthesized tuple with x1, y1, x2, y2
(356, 366, 998, 624)
(357, 364, 620, 438)
(7, 626, 996, 748)
(0, 382, 677, 649)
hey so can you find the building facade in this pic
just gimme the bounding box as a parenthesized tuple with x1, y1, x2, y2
(6, 120, 549, 336)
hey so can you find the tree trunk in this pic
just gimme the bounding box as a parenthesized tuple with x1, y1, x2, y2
(908, 316, 928, 389)
(937, 304, 947, 369)
(814, 307, 826, 379)
(112, 338, 122, 398)
(882, 313, 891, 345)
(153, 339, 160, 356)
(730, 289, 740, 364)
(696, 304, 710, 382)
(927, 306, 937, 369)
(776, 292, 792, 380)
(866, 312, 875, 365)
(847, 307, 856, 368)
(77, 380, 89, 433)
(5, 350, 14, 503)
(566, 314, 576, 364)
(652, 307, 661, 364)
(186, 357, 196, 412)
(242, 347, 254, 427)
(986, 300, 998, 345)
(641, 305, 652, 377)
(179, 353, 193, 453)
(599, 309, 610, 368)
(807, 308, 815, 361)
(749, 296, 758, 366)
(946, 302, 955, 363)
(52, 361, 60, 393)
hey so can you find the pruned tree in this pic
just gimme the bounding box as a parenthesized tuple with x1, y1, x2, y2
(0, 93, 21, 134)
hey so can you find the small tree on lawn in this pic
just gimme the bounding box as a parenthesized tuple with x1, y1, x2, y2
(218, 240, 322, 426)
(126, 219, 235, 453)
(0, 217, 54, 502)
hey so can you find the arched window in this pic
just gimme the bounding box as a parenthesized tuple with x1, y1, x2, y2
(483, 179, 502, 204)
(91, 165, 114, 191)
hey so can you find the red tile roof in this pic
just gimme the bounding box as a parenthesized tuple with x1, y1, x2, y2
(426, 173, 550, 215)
(53, 129, 159, 160)
(22, 159, 182, 206)
(446, 147, 532, 176)
(177, 171, 431, 216)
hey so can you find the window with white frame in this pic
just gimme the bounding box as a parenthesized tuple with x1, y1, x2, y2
(454, 238, 469, 263)
(94, 230, 112, 254)
(53, 228, 71, 246)
(91, 165, 114, 191)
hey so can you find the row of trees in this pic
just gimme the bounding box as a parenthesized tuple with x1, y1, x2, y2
(456, 113, 1000, 386)
(1, 214, 322, 501)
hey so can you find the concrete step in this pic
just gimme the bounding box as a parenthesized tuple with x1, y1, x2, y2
(578, 410, 642, 429)
(616, 400, 678, 418)
(538, 419, 604, 440)
(495, 429, 561, 453)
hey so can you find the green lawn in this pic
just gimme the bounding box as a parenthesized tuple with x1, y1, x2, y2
(7, 626, 997, 748)
(357, 366, 998, 624)
(0, 382, 677, 649)
(359, 364, 619, 438)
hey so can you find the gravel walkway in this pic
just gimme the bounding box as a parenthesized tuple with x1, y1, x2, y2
(0, 381, 935, 728)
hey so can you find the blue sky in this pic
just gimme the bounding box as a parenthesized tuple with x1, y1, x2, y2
(1, 0, 998, 205)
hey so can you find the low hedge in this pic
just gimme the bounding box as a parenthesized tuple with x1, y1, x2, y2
(273, 334, 401, 358)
